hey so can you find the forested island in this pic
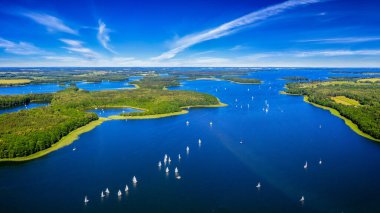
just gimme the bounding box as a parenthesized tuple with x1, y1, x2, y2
(284, 78, 380, 142)
(0, 77, 225, 161)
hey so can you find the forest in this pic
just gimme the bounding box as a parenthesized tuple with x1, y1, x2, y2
(286, 80, 380, 140)
(0, 77, 221, 159)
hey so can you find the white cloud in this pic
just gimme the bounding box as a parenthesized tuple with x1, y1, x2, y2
(20, 11, 77, 34)
(152, 0, 320, 60)
(97, 19, 116, 54)
(299, 37, 380, 43)
(60, 38, 100, 59)
(0, 37, 45, 55)
(294, 49, 380, 57)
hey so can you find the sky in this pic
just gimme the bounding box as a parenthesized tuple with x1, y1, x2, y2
(0, 0, 380, 67)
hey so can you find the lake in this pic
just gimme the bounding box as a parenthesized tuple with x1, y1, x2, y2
(1, 68, 380, 213)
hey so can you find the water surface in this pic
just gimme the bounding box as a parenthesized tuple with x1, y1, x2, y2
(1, 69, 380, 213)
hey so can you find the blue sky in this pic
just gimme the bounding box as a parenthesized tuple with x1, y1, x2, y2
(0, 0, 379, 67)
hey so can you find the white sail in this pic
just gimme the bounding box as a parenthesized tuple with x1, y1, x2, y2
(166, 167, 169, 173)
(304, 161, 308, 169)
(175, 167, 179, 173)
(101, 191, 105, 198)
(118, 190, 122, 197)
(125, 185, 129, 192)
(105, 188, 110, 194)
(300, 196, 305, 202)
(168, 157, 171, 164)
(186, 146, 190, 153)
(84, 196, 89, 203)
(198, 139, 202, 144)
(256, 182, 261, 188)
(132, 176, 138, 183)
(178, 154, 181, 160)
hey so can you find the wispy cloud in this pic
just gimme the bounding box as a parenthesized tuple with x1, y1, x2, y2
(295, 49, 380, 57)
(0, 37, 45, 55)
(299, 36, 380, 44)
(97, 19, 116, 54)
(20, 11, 77, 34)
(152, 0, 320, 60)
(60, 39, 99, 59)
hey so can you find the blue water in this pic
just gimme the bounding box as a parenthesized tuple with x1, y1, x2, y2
(88, 108, 142, 117)
(0, 103, 48, 115)
(0, 69, 380, 213)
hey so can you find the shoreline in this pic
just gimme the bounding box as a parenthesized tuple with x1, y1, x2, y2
(0, 101, 226, 162)
(0, 118, 108, 163)
(303, 96, 380, 142)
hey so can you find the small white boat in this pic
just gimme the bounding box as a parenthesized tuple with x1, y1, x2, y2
(73, 147, 76, 151)
(256, 182, 261, 189)
(198, 139, 202, 145)
(186, 146, 190, 153)
(248, 88, 250, 91)
(319, 159, 322, 165)
(240, 140, 243, 144)
(251, 96, 254, 100)
(168, 157, 171, 164)
(166, 167, 169, 173)
(158, 161, 162, 167)
(300, 196, 305, 202)
(178, 154, 181, 160)
(175, 167, 179, 173)
(105, 188, 110, 194)
(132, 176, 138, 184)
(125, 185, 129, 192)
(84, 196, 89, 203)
(118, 190, 122, 197)
(235, 99, 238, 102)
(101, 191, 105, 198)
(176, 175, 181, 179)
(209, 121, 213, 127)
(186, 121, 190, 126)
(164, 154, 168, 160)
(304, 161, 308, 169)
(164, 158, 167, 164)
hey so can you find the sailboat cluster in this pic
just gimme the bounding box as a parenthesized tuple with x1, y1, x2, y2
(84, 175, 138, 204)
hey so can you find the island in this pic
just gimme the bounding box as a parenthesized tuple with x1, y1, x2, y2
(283, 78, 380, 142)
(0, 77, 226, 161)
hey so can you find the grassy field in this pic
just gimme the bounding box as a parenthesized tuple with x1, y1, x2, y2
(358, 78, 380, 83)
(0, 79, 31, 85)
(331, 96, 361, 106)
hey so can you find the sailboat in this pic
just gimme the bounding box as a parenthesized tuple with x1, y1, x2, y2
(168, 157, 171, 164)
(300, 196, 305, 202)
(186, 121, 190, 126)
(304, 161, 308, 169)
(209, 121, 213, 127)
(118, 190, 122, 197)
(256, 182, 261, 189)
(84, 196, 89, 203)
(176, 175, 181, 179)
(125, 185, 129, 192)
(101, 191, 105, 198)
(178, 154, 181, 160)
(319, 159, 322, 165)
(175, 167, 179, 173)
(166, 167, 169, 173)
(132, 176, 138, 184)
(158, 161, 162, 167)
(186, 146, 190, 153)
(105, 188, 110, 194)
(198, 139, 202, 145)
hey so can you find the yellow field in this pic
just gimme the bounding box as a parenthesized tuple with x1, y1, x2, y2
(331, 96, 360, 106)
(358, 78, 380, 83)
(0, 79, 31, 85)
